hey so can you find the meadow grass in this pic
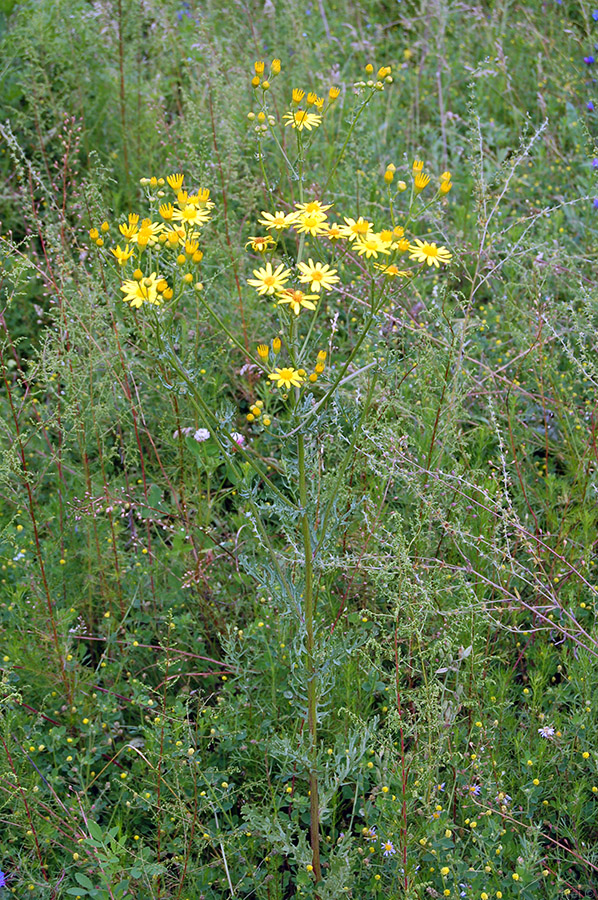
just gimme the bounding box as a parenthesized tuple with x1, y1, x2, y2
(0, 1, 598, 898)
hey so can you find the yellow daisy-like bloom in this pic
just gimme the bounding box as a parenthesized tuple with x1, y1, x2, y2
(120, 272, 161, 308)
(110, 244, 134, 266)
(283, 110, 322, 131)
(408, 240, 452, 267)
(119, 220, 138, 241)
(292, 88, 305, 103)
(167, 173, 185, 191)
(276, 288, 318, 316)
(258, 210, 299, 231)
(414, 172, 431, 192)
(339, 216, 374, 241)
(353, 234, 391, 259)
(192, 188, 214, 209)
(297, 259, 340, 292)
(256, 344, 269, 359)
(374, 263, 412, 278)
(439, 180, 452, 195)
(268, 367, 304, 389)
(172, 205, 211, 227)
(294, 212, 329, 237)
(325, 222, 343, 241)
(164, 226, 187, 247)
(329, 86, 340, 100)
(247, 261, 292, 295)
(440, 171, 451, 182)
(412, 160, 424, 174)
(130, 218, 163, 246)
(159, 202, 175, 220)
(295, 200, 333, 215)
(245, 234, 276, 252)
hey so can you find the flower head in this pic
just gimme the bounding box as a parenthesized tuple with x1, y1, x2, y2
(166, 173, 185, 191)
(414, 172, 431, 192)
(110, 244, 134, 266)
(408, 239, 452, 267)
(295, 211, 329, 236)
(340, 216, 374, 241)
(354, 234, 390, 259)
(297, 259, 340, 292)
(283, 110, 322, 131)
(268, 367, 304, 389)
(245, 234, 276, 253)
(247, 262, 291, 295)
(382, 840, 396, 857)
(120, 273, 161, 308)
(258, 210, 299, 231)
(538, 725, 555, 738)
(276, 288, 318, 315)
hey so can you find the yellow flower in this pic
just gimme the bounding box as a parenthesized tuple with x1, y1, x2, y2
(353, 234, 390, 259)
(325, 222, 343, 241)
(294, 211, 329, 237)
(412, 160, 424, 174)
(292, 88, 305, 103)
(329, 86, 340, 100)
(120, 273, 161, 308)
(247, 261, 292, 295)
(374, 263, 411, 278)
(258, 210, 299, 231)
(159, 202, 175, 220)
(194, 188, 214, 209)
(297, 259, 340, 292)
(276, 288, 318, 316)
(339, 216, 374, 241)
(271, 58, 281, 75)
(119, 220, 138, 241)
(414, 172, 431, 192)
(283, 110, 322, 131)
(268, 367, 304, 389)
(110, 244, 134, 266)
(166, 173, 184, 191)
(254, 60, 265, 75)
(172, 205, 211, 226)
(129, 218, 163, 246)
(256, 344, 269, 359)
(440, 170, 451, 182)
(245, 234, 276, 252)
(89, 227, 99, 240)
(295, 199, 333, 215)
(440, 180, 452, 195)
(408, 239, 452, 267)
(306, 92, 319, 106)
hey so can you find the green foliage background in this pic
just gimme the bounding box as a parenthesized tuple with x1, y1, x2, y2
(0, 0, 598, 898)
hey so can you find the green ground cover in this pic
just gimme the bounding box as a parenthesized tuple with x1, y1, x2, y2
(0, 1, 598, 897)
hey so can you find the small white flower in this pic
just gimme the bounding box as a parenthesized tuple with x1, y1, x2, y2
(538, 725, 555, 739)
(193, 428, 210, 443)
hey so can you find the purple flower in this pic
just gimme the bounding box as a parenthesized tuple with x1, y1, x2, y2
(593, 198, 598, 208)
(0, 872, 5, 888)
(593, 10, 598, 21)
(592, 159, 598, 168)
(382, 840, 396, 857)
(588, 100, 595, 111)
(584, 56, 596, 65)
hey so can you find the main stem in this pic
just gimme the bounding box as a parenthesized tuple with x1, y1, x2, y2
(298, 430, 321, 880)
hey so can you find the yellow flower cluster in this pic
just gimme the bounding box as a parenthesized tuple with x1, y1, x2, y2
(355, 62, 393, 92)
(88, 174, 213, 309)
(248, 58, 340, 136)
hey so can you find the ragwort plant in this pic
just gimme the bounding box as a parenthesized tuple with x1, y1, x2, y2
(88, 58, 454, 894)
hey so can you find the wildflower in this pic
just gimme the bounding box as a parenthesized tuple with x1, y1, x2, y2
(120, 272, 161, 308)
(268, 367, 304, 389)
(276, 288, 318, 315)
(329, 86, 340, 100)
(194, 188, 214, 209)
(89, 227, 99, 239)
(440, 179, 453, 195)
(256, 344, 269, 359)
(584, 56, 595, 65)
(297, 259, 340, 292)
(538, 725, 555, 738)
(166, 173, 184, 191)
(130, 218, 163, 246)
(283, 109, 322, 131)
(172, 205, 211, 227)
(588, 101, 595, 112)
(271, 58, 281, 75)
(354, 234, 390, 259)
(295, 199, 333, 215)
(110, 245, 134, 266)
(292, 88, 305, 103)
(254, 60, 265, 75)
(384, 167, 394, 184)
(119, 220, 139, 240)
(325, 222, 343, 240)
(295, 212, 329, 236)
(363, 826, 377, 841)
(382, 840, 396, 857)
(414, 172, 431, 192)
(230, 431, 245, 446)
(408, 239, 452, 267)
(159, 202, 175, 220)
(272, 337, 281, 354)
(340, 216, 374, 241)
(247, 261, 291, 295)
(412, 160, 424, 174)
(467, 784, 481, 795)
(374, 263, 410, 278)
(0, 872, 5, 887)
(245, 234, 276, 252)
(258, 210, 299, 230)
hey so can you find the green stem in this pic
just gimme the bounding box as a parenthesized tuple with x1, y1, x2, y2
(298, 429, 321, 881)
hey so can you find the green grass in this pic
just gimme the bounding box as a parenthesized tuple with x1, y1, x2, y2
(0, 0, 598, 898)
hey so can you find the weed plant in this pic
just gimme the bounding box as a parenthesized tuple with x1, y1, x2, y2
(0, 1, 598, 899)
